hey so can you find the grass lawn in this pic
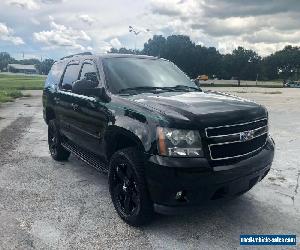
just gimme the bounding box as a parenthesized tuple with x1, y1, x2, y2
(0, 90, 27, 103)
(0, 74, 45, 103)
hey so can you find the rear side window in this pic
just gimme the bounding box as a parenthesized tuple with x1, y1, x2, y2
(61, 64, 80, 91)
(45, 62, 64, 87)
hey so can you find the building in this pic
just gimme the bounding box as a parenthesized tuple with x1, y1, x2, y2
(7, 64, 37, 74)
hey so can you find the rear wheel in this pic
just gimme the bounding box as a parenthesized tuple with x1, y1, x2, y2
(48, 119, 70, 161)
(109, 147, 154, 226)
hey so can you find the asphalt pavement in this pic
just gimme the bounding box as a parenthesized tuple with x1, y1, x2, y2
(0, 89, 299, 249)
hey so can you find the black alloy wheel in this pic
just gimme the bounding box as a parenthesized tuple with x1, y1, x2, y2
(48, 120, 70, 161)
(48, 122, 58, 157)
(109, 148, 154, 226)
(111, 161, 140, 217)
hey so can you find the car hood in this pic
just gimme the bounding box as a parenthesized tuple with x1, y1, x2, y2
(128, 91, 267, 128)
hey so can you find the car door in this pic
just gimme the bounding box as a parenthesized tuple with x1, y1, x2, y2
(55, 61, 81, 142)
(70, 60, 109, 159)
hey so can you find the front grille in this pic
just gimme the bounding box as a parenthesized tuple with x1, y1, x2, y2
(205, 118, 268, 160)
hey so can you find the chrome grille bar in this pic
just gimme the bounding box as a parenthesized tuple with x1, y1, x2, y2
(205, 118, 268, 138)
(205, 118, 268, 161)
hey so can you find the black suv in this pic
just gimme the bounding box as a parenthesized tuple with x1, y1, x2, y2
(43, 53, 275, 226)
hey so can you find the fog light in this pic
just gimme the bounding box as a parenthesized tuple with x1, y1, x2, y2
(175, 191, 183, 200)
(168, 147, 202, 157)
(175, 190, 187, 202)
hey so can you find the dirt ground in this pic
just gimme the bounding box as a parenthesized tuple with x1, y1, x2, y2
(0, 88, 299, 249)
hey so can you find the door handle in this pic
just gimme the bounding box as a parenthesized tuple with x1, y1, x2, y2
(71, 103, 79, 111)
(53, 97, 60, 104)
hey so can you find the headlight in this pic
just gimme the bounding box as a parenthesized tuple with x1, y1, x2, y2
(157, 127, 203, 157)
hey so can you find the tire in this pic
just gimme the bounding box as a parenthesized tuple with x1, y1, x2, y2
(48, 119, 70, 161)
(108, 147, 154, 226)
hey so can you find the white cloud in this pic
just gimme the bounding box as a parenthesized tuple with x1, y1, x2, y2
(200, 0, 300, 18)
(0, 22, 25, 45)
(5, 0, 64, 11)
(6, 0, 40, 10)
(30, 17, 41, 25)
(33, 17, 91, 51)
(95, 41, 112, 53)
(146, 0, 300, 55)
(1, 0, 300, 57)
(150, 0, 182, 16)
(150, 0, 199, 19)
(194, 17, 263, 37)
(244, 29, 300, 44)
(92, 39, 122, 54)
(110, 38, 122, 49)
(78, 14, 95, 25)
(216, 37, 300, 57)
(41, 0, 64, 3)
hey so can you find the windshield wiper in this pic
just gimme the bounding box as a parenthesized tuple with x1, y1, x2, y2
(118, 85, 201, 95)
(173, 85, 202, 92)
(118, 86, 171, 95)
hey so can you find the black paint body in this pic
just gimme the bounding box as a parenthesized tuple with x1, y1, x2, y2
(43, 54, 275, 211)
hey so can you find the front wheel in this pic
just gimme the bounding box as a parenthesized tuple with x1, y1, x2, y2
(108, 147, 154, 226)
(48, 119, 70, 161)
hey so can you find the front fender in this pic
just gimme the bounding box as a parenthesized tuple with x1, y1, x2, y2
(107, 114, 156, 153)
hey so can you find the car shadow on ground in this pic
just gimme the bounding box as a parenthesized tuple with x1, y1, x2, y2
(68, 155, 297, 232)
(144, 194, 300, 247)
(48, 155, 300, 249)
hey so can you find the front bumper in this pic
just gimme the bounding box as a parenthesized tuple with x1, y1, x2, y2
(145, 137, 275, 213)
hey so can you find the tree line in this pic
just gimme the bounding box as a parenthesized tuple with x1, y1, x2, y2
(1, 34, 300, 81)
(111, 35, 300, 83)
(0, 52, 54, 75)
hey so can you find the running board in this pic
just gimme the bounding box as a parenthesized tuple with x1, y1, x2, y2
(62, 141, 108, 174)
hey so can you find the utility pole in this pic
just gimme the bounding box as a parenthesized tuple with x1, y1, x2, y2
(256, 73, 258, 86)
(129, 26, 150, 54)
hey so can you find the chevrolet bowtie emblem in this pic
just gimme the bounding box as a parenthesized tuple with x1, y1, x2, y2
(240, 130, 255, 142)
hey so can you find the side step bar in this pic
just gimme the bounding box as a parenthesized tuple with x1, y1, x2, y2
(62, 141, 108, 174)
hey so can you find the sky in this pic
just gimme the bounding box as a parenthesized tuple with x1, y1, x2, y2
(0, 0, 300, 60)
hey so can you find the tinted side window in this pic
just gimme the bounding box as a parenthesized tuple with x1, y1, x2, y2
(45, 62, 65, 87)
(61, 64, 80, 91)
(80, 63, 99, 84)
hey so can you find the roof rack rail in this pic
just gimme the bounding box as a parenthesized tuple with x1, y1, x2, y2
(60, 52, 92, 60)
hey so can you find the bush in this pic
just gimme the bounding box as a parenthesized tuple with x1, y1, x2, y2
(0, 90, 24, 103)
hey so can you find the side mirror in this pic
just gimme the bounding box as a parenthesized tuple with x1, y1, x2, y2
(72, 79, 110, 102)
(72, 79, 98, 96)
(95, 87, 111, 102)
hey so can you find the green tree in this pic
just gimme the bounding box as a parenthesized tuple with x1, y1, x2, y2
(268, 46, 300, 81)
(0, 52, 13, 71)
(260, 56, 278, 80)
(163, 35, 196, 77)
(18, 58, 40, 65)
(143, 35, 198, 77)
(194, 46, 222, 78)
(36, 59, 55, 75)
(143, 35, 166, 57)
(109, 47, 136, 54)
(143, 35, 223, 78)
(222, 47, 261, 85)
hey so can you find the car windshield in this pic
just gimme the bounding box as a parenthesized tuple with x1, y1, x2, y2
(103, 57, 199, 94)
